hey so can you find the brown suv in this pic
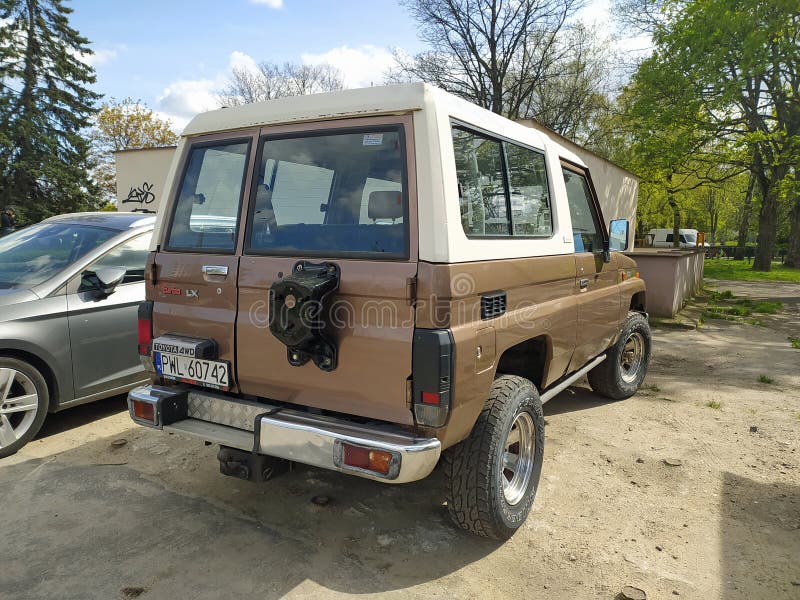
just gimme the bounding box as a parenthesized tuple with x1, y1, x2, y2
(128, 83, 650, 539)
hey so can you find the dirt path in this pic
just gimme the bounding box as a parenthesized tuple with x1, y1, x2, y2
(1, 280, 798, 600)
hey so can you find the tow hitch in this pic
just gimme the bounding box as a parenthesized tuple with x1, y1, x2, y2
(217, 446, 292, 482)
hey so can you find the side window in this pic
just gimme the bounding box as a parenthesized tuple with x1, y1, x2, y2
(562, 168, 603, 253)
(505, 143, 553, 236)
(81, 232, 152, 288)
(452, 127, 509, 236)
(166, 141, 250, 251)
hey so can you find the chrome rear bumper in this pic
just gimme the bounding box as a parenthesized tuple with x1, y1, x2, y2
(127, 385, 441, 484)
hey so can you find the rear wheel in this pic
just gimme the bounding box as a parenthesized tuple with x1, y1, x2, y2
(588, 311, 651, 400)
(445, 375, 544, 539)
(0, 358, 49, 459)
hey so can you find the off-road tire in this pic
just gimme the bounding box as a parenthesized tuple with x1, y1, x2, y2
(588, 311, 651, 400)
(444, 375, 544, 540)
(0, 357, 49, 459)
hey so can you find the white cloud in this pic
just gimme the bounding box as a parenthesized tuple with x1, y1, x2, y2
(156, 78, 219, 125)
(83, 47, 119, 67)
(250, 0, 283, 7)
(229, 50, 259, 73)
(301, 45, 395, 88)
(155, 51, 259, 130)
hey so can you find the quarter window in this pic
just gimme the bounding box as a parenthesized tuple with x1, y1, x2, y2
(452, 127, 508, 236)
(166, 141, 250, 252)
(562, 168, 603, 253)
(452, 125, 552, 238)
(505, 143, 553, 236)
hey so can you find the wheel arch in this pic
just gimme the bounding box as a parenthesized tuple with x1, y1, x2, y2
(494, 335, 551, 392)
(0, 348, 62, 412)
(629, 290, 646, 313)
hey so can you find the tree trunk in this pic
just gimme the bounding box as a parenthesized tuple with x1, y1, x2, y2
(786, 194, 800, 268)
(668, 189, 680, 248)
(753, 179, 778, 271)
(734, 173, 756, 260)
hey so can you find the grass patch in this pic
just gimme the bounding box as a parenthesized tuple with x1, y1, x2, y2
(789, 336, 800, 349)
(758, 374, 775, 384)
(704, 259, 800, 282)
(753, 301, 783, 314)
(706, 400, 722, 409)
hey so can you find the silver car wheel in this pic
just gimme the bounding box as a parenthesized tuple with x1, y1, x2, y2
(501, 411, 536, 506)
(0, 368, 40, 450)
(620, 331, 645, 384)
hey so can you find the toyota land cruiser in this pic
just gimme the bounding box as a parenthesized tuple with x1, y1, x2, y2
(128, 83, 650, 539)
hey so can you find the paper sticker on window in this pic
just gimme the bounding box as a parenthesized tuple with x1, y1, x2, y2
(363, 133, 384, 146)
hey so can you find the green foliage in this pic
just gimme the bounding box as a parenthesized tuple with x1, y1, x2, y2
(706, 400, 721, 409)
(90, 98, 178, 200)
(0, 0, 101, 225)
(789, 337, 800, 350)
(757, 375, 774, 384)
(704, 259, 800, 282)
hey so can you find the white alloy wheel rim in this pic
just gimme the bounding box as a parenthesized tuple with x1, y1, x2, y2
(0, 368, 39, 450)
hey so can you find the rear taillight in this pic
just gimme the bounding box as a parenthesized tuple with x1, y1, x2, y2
(412, 329, 454, 427)
(138, 300, 153, 356)
(131, 399, 156, 423)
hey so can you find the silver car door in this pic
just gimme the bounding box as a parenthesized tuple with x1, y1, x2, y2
(66, 232, 151, 400)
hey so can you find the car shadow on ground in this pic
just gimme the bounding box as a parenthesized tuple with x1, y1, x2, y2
(36, 393, 128, 440)
(720, 472, 799, 599)
(0, 425, 505, 599)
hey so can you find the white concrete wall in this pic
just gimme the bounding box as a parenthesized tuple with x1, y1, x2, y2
(114, 146, 177, 213)
(517, 120, 639, 233)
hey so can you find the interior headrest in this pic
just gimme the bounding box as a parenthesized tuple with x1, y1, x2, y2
(256, 184, 273, 209)
(368, 191, 403, 220)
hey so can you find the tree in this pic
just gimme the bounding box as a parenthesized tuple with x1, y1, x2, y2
(90, 98, 178, 200)
(0, 0, 100, 224)
(390, 0, 592, 123)
(219, 61, 343, 106)
(637, 0, 799, 270)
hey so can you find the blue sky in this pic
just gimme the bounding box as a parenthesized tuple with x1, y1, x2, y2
(70, 0, 635, 129)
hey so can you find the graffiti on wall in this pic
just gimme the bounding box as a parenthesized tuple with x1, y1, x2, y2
(122, 182, 157, 213)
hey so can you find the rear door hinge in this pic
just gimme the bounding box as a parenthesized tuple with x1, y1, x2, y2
(405, 276, 417, 306)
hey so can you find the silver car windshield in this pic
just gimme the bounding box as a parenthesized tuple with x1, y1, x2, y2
(0, 223, 118, 289)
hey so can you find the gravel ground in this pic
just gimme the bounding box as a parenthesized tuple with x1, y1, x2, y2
(1, 280, 798, 600)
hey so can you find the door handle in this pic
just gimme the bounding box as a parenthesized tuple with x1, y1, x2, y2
(579, 278, 589, 290)
(202, 265, 228, 279)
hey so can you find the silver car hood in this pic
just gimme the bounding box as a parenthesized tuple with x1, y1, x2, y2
(0, 287, 40, 306)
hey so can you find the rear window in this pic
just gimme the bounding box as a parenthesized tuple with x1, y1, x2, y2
(247, 127, 408, 258)
(166, 140, 250, 252)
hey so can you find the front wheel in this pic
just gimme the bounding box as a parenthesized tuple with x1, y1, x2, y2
(0, 357, 49, 459)
(588, 311, 652, 400)
(445, 375, 544, 540)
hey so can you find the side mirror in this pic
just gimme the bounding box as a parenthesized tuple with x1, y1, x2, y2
(80, 266, 127, 297)
(609, 219, 630, 252)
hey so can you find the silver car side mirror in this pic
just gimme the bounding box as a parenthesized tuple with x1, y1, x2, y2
(81, 266, 127, 297)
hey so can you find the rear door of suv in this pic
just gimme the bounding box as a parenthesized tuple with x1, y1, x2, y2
(150, 132, 258, 392)
(236, 116, 418, 425)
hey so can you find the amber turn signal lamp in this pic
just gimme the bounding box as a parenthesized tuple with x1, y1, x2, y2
(341, 443, 393, 475)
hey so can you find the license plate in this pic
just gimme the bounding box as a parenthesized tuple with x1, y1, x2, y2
(155, 352, 230, 390)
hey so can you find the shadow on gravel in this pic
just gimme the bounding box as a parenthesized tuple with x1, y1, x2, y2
(36, 393, 129, 440)
(0, 430, 502, 600)
(543, 385, 618, 416)
(720, 472, 800, 599)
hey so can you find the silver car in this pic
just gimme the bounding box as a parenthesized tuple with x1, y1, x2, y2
(0, 212, 155, 457)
